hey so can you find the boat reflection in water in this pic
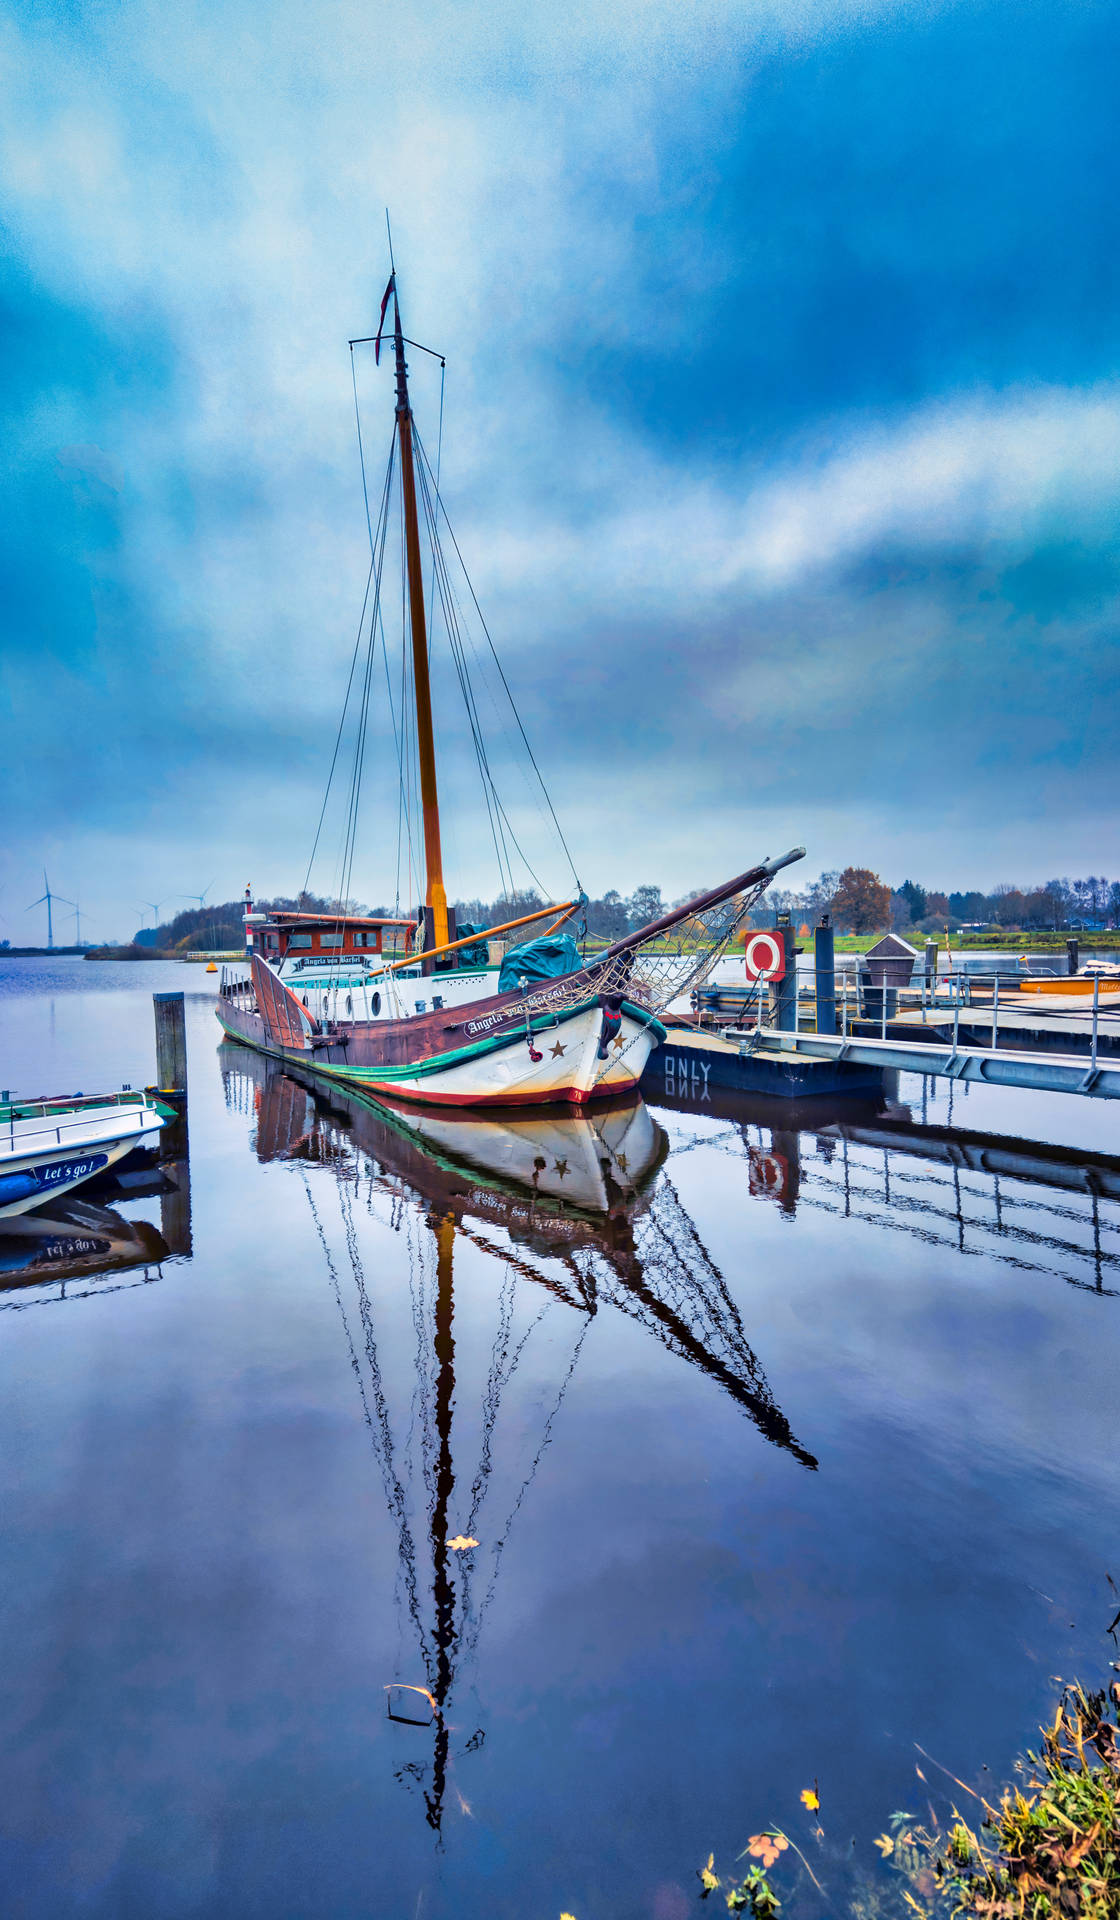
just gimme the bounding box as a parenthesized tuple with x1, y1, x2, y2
(220, 1043, 816, 1834)
(0, 1200, 170, 1309)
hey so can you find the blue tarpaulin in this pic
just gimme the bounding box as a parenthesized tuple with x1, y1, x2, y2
(498, 933, 582, 994)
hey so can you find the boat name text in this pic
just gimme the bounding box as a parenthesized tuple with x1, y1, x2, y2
(464, 984, 574, 1037)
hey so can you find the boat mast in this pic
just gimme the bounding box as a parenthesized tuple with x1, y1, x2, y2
(393, 284, 450, 954)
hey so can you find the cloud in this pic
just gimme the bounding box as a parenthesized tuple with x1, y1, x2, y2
(1, 0, 1118, 934)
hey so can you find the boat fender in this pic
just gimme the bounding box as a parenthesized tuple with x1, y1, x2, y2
(597, 994, 624, 1059)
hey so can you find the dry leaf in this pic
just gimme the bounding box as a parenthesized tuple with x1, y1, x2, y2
(700, 1852, 720, 1891)
(874, 1835, 894, 1857)
(448, 1535, 479, 1552)
(746, 1834, 788, 1870)
(800, 1785, 820, 1811)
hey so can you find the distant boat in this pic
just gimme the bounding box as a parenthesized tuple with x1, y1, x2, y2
(216, 268, 804, 1107)
(0, 1091, 173, 1218)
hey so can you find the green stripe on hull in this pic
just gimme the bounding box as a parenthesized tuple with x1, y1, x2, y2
(217, 997, 665, 1086)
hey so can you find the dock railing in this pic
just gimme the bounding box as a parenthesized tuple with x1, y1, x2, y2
(691, 959, 1119, 1063)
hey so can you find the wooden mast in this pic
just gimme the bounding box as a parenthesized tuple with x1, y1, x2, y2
(393, 285, 450, 956)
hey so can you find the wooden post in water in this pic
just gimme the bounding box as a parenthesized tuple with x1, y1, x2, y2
(152, 991, 190, 1253)
(153, 992, 187, 1094)
(1067, 937, 1079, 976)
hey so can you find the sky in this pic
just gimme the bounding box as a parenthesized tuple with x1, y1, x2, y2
(2, 0, 1119, 942)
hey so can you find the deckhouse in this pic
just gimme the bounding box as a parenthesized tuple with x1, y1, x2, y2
(244, 905, 417, 974)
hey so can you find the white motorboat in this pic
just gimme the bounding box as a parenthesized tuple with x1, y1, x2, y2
(0, 1090, 175, 1219)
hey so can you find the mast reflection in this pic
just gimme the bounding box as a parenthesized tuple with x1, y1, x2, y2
(220, 1044, 818, 1832)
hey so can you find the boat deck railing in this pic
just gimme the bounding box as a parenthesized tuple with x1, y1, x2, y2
(1, 1091, 159, 1155)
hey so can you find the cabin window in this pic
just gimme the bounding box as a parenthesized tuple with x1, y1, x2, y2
(289, 933, 312, 949)
(321, 933, 343, 948)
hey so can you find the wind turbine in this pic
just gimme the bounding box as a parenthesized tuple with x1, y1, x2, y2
(138, 899, 170, 926)
(26, 872, 74, 950)
(183, 882, 216, 910)
(67, 898, 93, 948)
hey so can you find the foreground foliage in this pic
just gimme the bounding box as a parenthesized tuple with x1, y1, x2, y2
(697, 1680, 1120, 1919)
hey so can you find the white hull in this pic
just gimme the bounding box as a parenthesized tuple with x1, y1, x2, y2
(0, 1103, 167, 1219)
(349, 1002, 658, 1108)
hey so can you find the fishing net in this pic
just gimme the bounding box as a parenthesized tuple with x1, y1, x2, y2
(493, 876, 772, 1082)
(583, 876, 773, 1081)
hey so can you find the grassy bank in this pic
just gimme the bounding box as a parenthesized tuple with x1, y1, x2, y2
(695, 1673, 1120, 1918)
(806, 931, 1119, 954)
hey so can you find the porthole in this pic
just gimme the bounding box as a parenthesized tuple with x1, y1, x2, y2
(371, 991, 381, 1015)
(302, 995, 308, 1008)
(345, 994, 353, 1016)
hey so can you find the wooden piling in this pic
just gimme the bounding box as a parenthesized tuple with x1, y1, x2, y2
(153, 991, 187, 1094)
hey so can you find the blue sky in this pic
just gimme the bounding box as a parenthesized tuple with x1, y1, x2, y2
(2, 0, 1118, 940)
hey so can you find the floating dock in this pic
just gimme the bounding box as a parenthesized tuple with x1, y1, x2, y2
(643, 1023, 883, 1105)
(743, 1026, 1120, 1099)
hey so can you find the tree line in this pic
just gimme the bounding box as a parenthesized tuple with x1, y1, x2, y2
(757, 870, 1120, 936)
(134, 870, 1120, 950)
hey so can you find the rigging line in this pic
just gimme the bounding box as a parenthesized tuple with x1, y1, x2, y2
(337, 1174, 436, 1673)
(351, 346, 376, 556)
(338, 498, 389, 912)
(303, 545, 376, 902)
(462, 1314, 593, 1666)
(425, 530, 510, 893)
(412, 450, 532, 900)
(329, 432, 396, 946)
(417, 473, 515, 901)
(457, 1286, 556, 1631)
(304, 431, 395, 902)
(376, 591, 418, 910)
(435, 355, 445, 496)
(339, 456, 394, 904)
(414, 456, 559, 884)
(301, 1168, 430, 1668)
(413, 432, 556, 895)
(413, 427, 583, 891)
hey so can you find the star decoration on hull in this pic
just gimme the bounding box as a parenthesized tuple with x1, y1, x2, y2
(550, 1040, 566, 1057)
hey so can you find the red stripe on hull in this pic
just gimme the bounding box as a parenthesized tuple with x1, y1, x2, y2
(347, 1079, 621, 1109)
(216, 1007, 642, 1108)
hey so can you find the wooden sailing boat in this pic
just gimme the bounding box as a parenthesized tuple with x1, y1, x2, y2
(216, 270, 805, 1107)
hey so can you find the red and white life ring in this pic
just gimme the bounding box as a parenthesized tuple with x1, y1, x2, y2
(744, 931, 786, 982)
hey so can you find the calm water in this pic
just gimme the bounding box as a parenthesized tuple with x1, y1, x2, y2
(2, 957, 1119, 1919)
